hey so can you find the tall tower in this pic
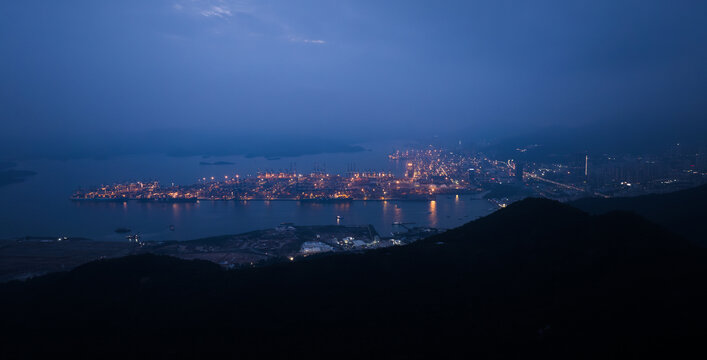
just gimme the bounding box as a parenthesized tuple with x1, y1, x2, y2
(585, 155, 589, 177)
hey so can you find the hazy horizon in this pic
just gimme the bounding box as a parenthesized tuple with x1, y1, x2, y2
(2, 1, 707, 160)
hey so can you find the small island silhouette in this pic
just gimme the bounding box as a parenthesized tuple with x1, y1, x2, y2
(199, 161, 235, 166)
(0, 162, 37, 188)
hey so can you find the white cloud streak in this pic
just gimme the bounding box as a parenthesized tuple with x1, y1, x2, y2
(288, 36, 326, 44)
(172, 1, 327, 45)
(302, 39, 326, 44)
(173, 1, 253, 19)
(201, 6, 232, 18)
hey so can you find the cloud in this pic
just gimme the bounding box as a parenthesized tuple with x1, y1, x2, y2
(171, 1, 326, 45)
(288, 36, 326, 45)
(201, 5, 232, 18)
(303, 39, 326, 44)
(172, 1, 254, 19)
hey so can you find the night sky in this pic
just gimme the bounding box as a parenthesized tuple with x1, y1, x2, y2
(1, 1, 706, 159)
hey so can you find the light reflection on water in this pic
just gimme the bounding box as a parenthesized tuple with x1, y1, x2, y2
(0, 148, 497, 241)
(1, 197, 493, 241)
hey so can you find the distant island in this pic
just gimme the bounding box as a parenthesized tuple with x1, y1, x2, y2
(240, 144, 366, 159)
(0, 162, 37, 188)
(199, 161, 235, 166)
(164, 136, 367, 159)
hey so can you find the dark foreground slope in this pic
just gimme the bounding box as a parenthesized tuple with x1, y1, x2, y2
(2, 199, 707, 359)
(571, 183, 707, 244)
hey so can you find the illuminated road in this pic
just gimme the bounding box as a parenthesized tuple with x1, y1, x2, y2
(526, 173, 610, 198)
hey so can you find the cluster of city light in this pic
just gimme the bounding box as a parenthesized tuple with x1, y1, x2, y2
(72, 145, 706, 202)
(73, 148, 478, 201)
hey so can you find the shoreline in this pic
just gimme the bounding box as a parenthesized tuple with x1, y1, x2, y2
(70, 195, 488, 203)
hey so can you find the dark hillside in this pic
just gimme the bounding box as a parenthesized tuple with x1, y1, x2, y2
(2, 198, 706, 359)
(571, 184, 707, 244)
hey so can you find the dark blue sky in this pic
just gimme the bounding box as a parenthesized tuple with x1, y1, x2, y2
(1, 1, 706, 158)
